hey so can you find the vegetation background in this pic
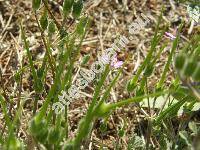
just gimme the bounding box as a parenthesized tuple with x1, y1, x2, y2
(0, 0, 200, 149)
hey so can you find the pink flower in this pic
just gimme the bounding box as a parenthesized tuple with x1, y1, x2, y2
(164, 32, 176, 40)
(111, 57, 123, 69)
(100, 53, 123, 69)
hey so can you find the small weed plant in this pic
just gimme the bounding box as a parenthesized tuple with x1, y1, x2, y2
(0, 0, 200, 149)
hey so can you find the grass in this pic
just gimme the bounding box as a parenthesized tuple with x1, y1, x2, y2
(0, 0, 200, 149)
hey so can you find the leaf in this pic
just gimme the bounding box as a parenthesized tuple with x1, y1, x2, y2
(40, 10, 48, 30)
(48, 21, 56, 34)
(76, 16, 88, 35)
(128, 134, 145, 150)
(72, 0, 83, 18)
(154, 96, 189, 125)
(63, 0, 74, 17)
(118, 129, 125, 137)
(81, 54, 90, 65)
(32, 0, 41, 10)
(179, 130, 192, 147)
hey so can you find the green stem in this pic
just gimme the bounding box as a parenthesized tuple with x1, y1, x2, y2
(0, 94, 12, 130)
(42, 0, 61, 30)
(129, 10, 163, 89)
(34, 11, 56, 78)
(157, 23, 183, 89)
(73, 65, 110, 148)
(20, 23, 38, 90)
(108, 90, 170, 110)
(94, 69, 122, 110)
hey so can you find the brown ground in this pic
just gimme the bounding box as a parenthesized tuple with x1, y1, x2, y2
(0, 0, 199, 149)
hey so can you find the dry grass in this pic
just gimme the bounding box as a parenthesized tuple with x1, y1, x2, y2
(0, 0, 199, 149)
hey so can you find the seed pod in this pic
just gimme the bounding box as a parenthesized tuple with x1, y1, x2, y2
(183, 57, 197, 77)
(72, 0, 83, 18)
(32, 0, 41, 10)
(48, 21, 56, 34)
(40, 11, 48, 30)
(174, 53, 186, 71)
(192, 62, 200, 81)
(63, 0, 74, 17)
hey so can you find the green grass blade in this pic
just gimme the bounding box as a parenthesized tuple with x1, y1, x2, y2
(154, 95, 190, 125)
(127, 11, 164, 91)
(0, 94, 12, 131)
(157, 23, 183, 89)
(20, 24, 38, 92)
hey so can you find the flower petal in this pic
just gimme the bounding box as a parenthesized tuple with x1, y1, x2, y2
(113, 61, 123, 68)
(165, 32, 176, 40)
